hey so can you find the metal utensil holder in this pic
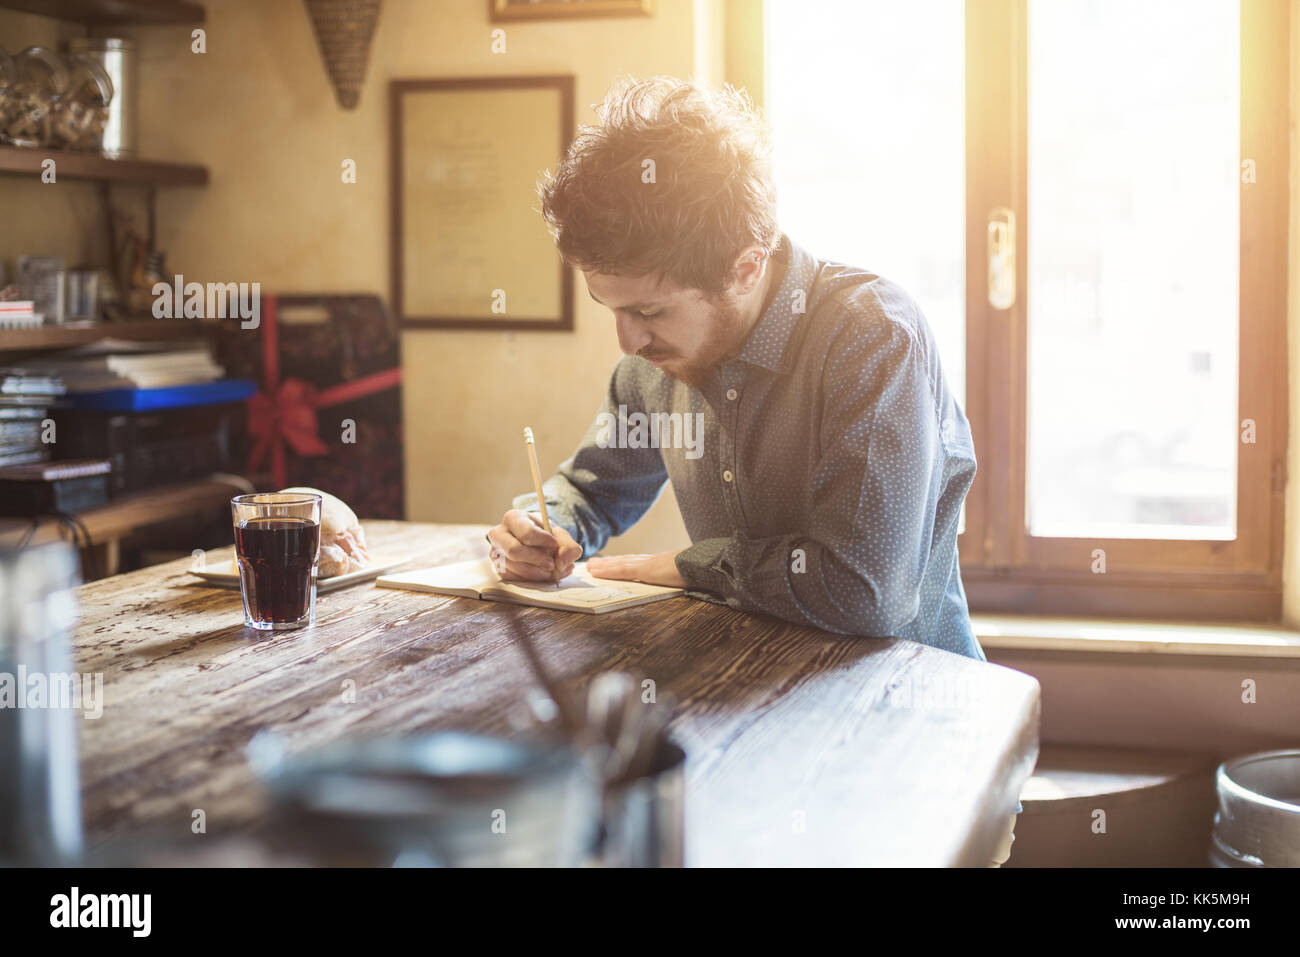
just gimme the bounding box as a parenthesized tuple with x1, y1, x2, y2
(598, 734, 686, 868)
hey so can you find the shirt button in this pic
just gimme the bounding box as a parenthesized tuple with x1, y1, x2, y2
(726, 388, 738, 401)
(722, 469, 734, 483)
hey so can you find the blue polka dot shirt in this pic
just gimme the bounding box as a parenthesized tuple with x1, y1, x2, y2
(514, 234, 984, 661)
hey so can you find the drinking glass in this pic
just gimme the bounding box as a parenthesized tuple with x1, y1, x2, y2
(231, 492, 321, 631)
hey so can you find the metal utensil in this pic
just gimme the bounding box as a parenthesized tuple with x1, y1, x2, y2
(503, 613, 585, 743)
(504, 667, 684, 867)
(610, 683, 644, 778)
(621, 692, 676, 785)
(586, 672, 637, 779)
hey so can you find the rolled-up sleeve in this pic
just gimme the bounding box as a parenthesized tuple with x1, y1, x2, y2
(513, 358, 670, 557)
(674, 318, 953, 637)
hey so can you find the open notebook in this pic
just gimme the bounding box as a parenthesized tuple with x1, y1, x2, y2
(375, 558, 684, 614)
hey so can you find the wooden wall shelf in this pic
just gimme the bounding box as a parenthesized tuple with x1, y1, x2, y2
(0, 478, 240, 548)
(0, 318, 221, 352)
(0, 145, 208, 186)
(0, 476, 244, 577)
(0, 0, 204, 26)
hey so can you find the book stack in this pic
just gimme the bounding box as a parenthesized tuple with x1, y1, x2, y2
(0, 299, 44, 330)
(25, 339, 255, 496)
(0, 458, 112, 515)
(27, 339, 225, 392)
(0, 367, 66, 469)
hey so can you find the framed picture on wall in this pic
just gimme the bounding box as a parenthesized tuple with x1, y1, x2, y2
(390, 75, 575, 331)
(489, 0, 654, 21)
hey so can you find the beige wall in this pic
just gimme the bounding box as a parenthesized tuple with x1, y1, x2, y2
(125, 0, 705, 552)
(988, 647, 1300, 759)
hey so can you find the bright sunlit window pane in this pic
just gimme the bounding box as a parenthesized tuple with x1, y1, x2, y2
(765, 0, 966, 406)
(1027, 0, 1239, 540)
(766, 0, 966, 532)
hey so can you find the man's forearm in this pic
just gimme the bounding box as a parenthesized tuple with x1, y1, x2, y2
(674, 534, 921, 638)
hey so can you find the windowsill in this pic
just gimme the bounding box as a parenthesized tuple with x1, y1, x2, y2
(973, 614, 1300, 659)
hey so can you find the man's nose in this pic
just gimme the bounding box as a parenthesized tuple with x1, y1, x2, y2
(614, 314, 651, 356)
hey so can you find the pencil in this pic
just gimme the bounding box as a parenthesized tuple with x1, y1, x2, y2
(523, 427, 559, 583)
(505, 613, 584, 742)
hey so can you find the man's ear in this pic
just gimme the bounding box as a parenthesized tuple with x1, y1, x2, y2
(728, 245, 769, 296)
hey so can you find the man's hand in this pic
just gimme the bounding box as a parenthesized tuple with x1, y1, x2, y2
(487, 509, 582, 582)
(587, 550, 687, 588)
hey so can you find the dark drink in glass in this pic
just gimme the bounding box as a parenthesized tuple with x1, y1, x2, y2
(231, 493, 321, 631)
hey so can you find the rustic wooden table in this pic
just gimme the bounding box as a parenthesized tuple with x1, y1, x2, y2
(72, 520, 1040, 866)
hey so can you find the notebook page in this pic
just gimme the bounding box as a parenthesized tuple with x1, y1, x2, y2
(375, 558, 496, 597)
(482, 562, 681, 609)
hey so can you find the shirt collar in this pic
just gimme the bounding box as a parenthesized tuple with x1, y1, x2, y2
(733, 234, 815, 374)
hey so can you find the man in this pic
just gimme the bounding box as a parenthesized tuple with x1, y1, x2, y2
(488, 76, 984, 662)
(487, 75, 1016, 866)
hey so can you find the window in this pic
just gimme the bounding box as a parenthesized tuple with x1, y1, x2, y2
(766, 0, 967, 530)
(1026, 0, 1240, 541)
(744, 0, 1289, 620)
(767, 0, 966, 403)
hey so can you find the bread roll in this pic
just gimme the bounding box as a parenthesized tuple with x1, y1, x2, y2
(318, 543, 352, 578)
(280, 487, 369, 576)
(281, 486, 356, 539)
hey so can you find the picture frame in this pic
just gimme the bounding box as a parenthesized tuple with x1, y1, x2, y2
(390, 75, 575, 332)
(489, 0, 654, 22)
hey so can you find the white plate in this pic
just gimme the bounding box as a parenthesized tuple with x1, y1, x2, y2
(187, 548, 411, 594)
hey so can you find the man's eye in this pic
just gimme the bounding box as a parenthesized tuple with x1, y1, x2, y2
(638, 310, 662, 319)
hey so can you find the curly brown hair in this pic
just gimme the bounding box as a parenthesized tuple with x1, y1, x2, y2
(538, 75, 780, 296)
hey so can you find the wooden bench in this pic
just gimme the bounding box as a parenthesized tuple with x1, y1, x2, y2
(1008, 744, 1218, 867)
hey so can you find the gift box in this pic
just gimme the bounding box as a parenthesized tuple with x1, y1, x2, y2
(217, 293, 404, 519)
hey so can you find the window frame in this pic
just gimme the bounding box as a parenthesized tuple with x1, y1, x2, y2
(962, 0, 1289, 620)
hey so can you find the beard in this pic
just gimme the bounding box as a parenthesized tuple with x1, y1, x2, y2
(638, 295, 748, 390)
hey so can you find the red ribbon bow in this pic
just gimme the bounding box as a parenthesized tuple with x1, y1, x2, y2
(247, 294, 402, 488)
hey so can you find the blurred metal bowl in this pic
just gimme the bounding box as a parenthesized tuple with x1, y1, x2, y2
(1210, 749, 1300, 867)
(252, 730, 601, 867)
